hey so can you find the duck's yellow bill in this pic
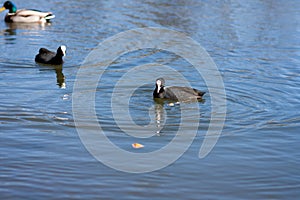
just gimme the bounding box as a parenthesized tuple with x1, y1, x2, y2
(0, 7, 5, 12)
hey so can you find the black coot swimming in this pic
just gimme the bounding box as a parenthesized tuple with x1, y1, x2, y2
(35, 45, 66, 65)
(153, 78, 205, 101)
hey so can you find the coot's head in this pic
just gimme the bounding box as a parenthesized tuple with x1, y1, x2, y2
(155, 78, 165, 94)
(0, 1, 17, 13)
(57, 45, 67, 57)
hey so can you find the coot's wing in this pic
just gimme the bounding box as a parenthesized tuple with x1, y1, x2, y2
(35, 48, 56, 63)
(39, 48, 53, 54)
(164, 87, 180, 101)
(166, 86, 205, 101)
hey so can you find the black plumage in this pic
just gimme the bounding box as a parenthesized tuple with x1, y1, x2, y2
(35, 45, 66, 65)
(153, 78, 205, 101)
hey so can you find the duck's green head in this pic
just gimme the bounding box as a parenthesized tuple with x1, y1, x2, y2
(0, 1, 17, 13)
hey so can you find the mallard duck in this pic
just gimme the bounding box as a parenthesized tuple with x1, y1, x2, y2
(35, 46, 66, 65)
(153, 78, 205, 101)
(0, 1, 55, 23)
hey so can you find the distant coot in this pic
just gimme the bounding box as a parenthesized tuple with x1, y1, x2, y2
(153, 78, 205, 101)
(35, 45, 66, 65)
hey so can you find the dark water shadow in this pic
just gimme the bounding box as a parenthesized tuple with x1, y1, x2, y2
(36, 63, 66, 88)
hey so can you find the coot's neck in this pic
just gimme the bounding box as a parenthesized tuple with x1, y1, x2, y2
(52, 55, 64, 65)
(153, 85, 164, 98)
(56, 50, 65, 58)
(49, 50, 64, 65)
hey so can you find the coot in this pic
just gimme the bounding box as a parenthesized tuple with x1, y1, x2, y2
(35, 45, 66, 65)
(153, 78, 205, 101)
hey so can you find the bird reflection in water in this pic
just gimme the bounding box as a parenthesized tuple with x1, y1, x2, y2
(153, 99, 166, 136)
(153, 97, 205, 136)
(2, 22, 51, 44)
(37, 64, 66, 88)
(5, 21, 50, 30)
(54, 65, 65, 88)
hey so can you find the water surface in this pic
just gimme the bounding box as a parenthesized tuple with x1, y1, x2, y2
(1, 0, 299, 199)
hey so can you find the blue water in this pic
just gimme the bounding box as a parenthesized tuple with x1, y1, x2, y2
(1, 0, 300, 199)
